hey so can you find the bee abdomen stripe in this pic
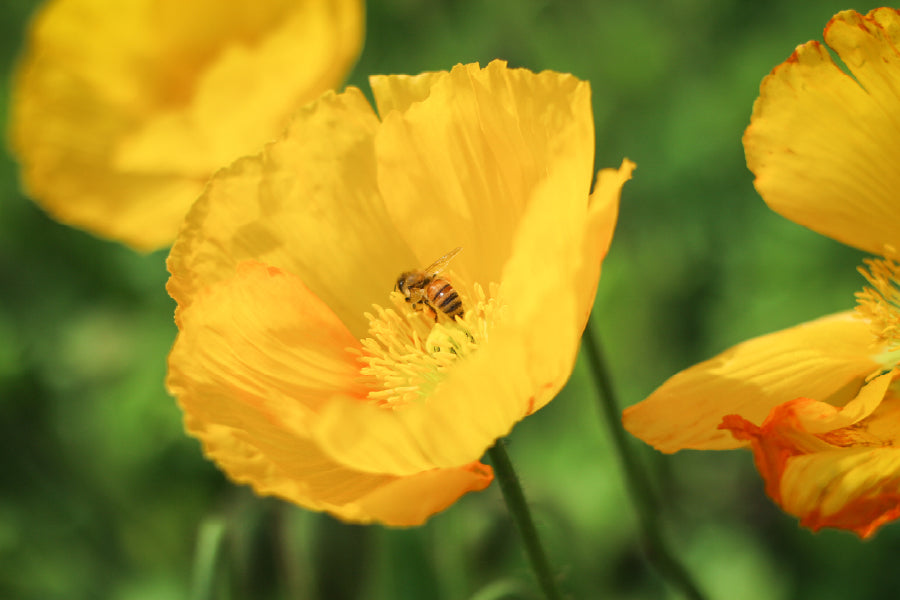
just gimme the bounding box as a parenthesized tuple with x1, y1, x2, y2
(444, 300, 463, 315)
(438, 291, 459, 309)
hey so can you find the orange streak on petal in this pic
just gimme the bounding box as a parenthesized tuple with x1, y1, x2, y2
(168, 260, 367, 437)
(802, 492, 900, 539)
(720, 372, 900, 536)
(719, 410, 805, 505)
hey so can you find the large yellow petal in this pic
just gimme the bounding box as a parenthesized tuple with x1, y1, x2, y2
(351, 462, 493, 527)
(168, 261, 367, 431)
(116, 0, 363, 175)
(369, 70, 446, 116)
(372, 60, 596, 288)
(311, 331, 539, 475)
(500, 160, 635, 414)
(10, 0, 363, 250)
(622, 312, 884, 453)
(167, 88, 416, 338)
(743, 8, 900, 256)
(188, 414, 492, 527)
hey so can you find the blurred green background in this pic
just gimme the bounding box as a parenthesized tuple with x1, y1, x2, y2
(2, 1, 895, 599)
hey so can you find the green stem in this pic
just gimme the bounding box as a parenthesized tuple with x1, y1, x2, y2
(487, 439, 564, 600)
(190, 517, 227, 600)
(583, 323, 708, 600)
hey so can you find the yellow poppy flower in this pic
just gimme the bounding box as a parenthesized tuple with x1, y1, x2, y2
(165, 60, 634, 525)
(9, 0, 363, 251)
(623, 8, 900, 538)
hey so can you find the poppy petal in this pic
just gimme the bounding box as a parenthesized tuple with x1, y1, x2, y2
(168, 261, 367, 429)
(10, 0, 363, 250)
(744, 8, 900, 256)
(623, 312, 883, 452)
(167, 88, 416, 338)
(787, 447, 900, 538)
(189, 415, 492, 526)
(720, 373, 900, 538)
(372, 60, 595, 288)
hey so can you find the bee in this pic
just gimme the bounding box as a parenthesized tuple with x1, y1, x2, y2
(395, 247, 464, 320)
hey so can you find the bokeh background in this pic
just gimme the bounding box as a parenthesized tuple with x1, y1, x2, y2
(2, 1, 896, 599)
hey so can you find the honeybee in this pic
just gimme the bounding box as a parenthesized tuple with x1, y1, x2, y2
(395, 247, 464, 320)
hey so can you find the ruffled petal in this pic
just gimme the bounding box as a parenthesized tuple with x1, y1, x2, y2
(373, 60, 596, 288)
(622, 312, 884, 453)
(167, 88, 416, 338)
(10, 0, 363, 250)
(743, 8, 900, 256)
(188, 416, 492, 527)
(369, 70, 446, 116)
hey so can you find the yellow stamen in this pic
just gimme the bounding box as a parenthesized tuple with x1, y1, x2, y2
(856, 256, 900, 351)
(355, 281, 505, 408)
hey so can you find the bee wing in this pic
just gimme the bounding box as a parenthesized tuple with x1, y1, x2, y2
(423, 246, 462, 276)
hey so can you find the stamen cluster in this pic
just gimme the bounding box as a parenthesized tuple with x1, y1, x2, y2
(856, 256, 900, 351)
(356, 282, 505, 407)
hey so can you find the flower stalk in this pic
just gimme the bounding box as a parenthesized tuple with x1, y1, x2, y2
(190, 516, 227, 600)
(583, 322, 707, 600)
(487, 439, 563, 600)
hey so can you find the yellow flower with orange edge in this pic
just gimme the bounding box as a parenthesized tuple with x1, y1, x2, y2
(624, 8, 900, 538)
(166, 60, 634, 525)
(9, 0, 363, 250)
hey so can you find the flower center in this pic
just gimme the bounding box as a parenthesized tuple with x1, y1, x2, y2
(355, 280, 504, 408)
(856, 256, 900, 358)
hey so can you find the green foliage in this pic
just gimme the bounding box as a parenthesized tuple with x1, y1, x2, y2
(1, 1, 895, 599)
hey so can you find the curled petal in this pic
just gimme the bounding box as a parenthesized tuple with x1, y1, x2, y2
(786, 449, 900, 539)
(719, 372, 900, 537)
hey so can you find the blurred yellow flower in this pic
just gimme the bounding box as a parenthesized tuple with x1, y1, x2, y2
(166, 60, 634, 525)
(624, 8, 900, 538)
(9, 0, 363, 250)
